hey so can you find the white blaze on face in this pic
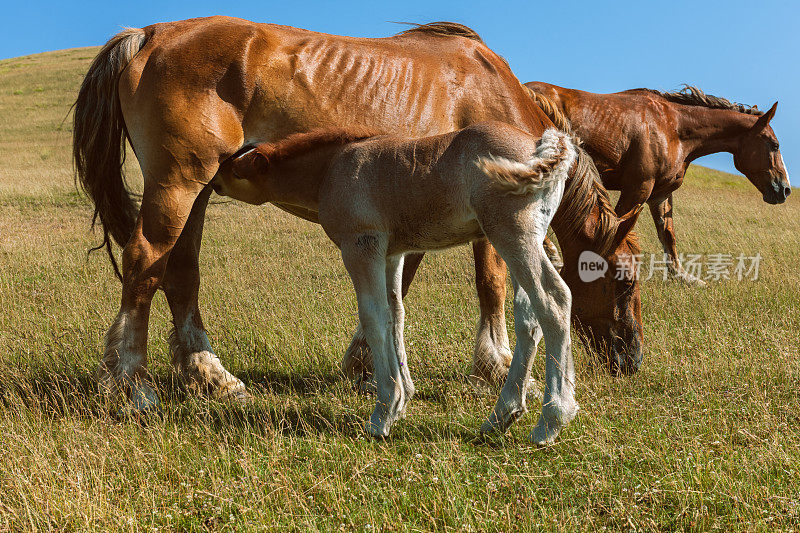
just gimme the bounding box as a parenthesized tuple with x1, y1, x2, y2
(779, 153, 791, 184)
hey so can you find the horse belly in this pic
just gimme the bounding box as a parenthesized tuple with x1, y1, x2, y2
(387, 214, 483, 255)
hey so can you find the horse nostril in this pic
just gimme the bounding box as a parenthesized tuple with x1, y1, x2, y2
(785, 187, 792, 199)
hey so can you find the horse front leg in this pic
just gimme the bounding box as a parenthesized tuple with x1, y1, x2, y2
(386, 255, 415, 406)
(162, 186, 249, 400)
(648, 194, 706, 286)
(542, 235, 563, 271)
(469, 240, 512, 389)
(340, 235, 407, 437)
(101, 181, 206, 415)
(341, 252, 424, 392)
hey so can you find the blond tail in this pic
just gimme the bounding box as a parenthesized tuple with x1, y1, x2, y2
(478, 128, 576, 196)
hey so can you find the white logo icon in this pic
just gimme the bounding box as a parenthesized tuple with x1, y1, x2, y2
(578, 250, 608, 282)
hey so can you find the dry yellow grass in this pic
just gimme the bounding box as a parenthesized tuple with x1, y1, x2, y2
(0, 48, 799, 531)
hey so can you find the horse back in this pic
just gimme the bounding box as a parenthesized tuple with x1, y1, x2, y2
(120, 16, 551, 163)
(527, 82, 679, 178)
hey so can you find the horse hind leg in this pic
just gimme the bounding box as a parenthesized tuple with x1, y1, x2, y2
(341, 323, 373, 392)
(162, 187, 248, 401)
(524, 254, 578, 445)
(101, 104, 243, 413)
(477, 208, 578, 443)
(101, 177, 208, 415)
(386, 254, 415, 406)
(480, 276, 543, 433)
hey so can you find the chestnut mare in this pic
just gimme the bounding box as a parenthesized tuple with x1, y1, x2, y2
(73, 17, 641, 418)
(526, 83, 791, 284)
(213, 124, 578, 441)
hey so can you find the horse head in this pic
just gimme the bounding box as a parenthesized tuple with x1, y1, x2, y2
(733, 102, 791, 204)
(559, 204, 644, 376)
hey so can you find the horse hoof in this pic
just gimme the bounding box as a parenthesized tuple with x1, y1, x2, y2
(531, 402, 579, 445)
(530, 419, 561, 445)
(480, 402, 526, 435)
(364, 417, 392, 438)
(220, 386, 252, 404)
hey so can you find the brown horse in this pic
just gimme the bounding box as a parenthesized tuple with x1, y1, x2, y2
(212, 124, 580, 440)
(526, 82, 790, 284)
(72, 17, 641, 416)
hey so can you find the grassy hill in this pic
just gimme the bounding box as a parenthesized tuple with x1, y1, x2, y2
(1, 48, 799, 531)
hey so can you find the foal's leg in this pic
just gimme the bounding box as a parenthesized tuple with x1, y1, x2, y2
(649, 194, 706, 286)
(342, 252, 424, 391)
(386, 254, 415, 404)
(162, 186, 249, 400)
(470, 240, 512, 388)
(340, 235, 407, 437)
(479, 221, 577, 444)
(479, 278, 542, 430)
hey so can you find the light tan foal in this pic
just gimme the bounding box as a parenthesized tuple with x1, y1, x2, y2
(214, 122, 578, 443)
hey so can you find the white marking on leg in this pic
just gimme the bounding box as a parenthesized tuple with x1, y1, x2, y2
(481, 279, 542, 434)
(170, 312, 248, 400)
(530, 261, 578, 445)
(101, 310, 160, 413)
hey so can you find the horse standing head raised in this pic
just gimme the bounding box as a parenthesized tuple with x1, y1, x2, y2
(651, 86, 791, 204)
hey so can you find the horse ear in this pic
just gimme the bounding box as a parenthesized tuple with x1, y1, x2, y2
(612, 204, 644, 250)
(753, 102, 778, 132)
(232, 148, 268, 179)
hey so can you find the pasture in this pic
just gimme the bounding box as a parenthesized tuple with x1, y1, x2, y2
(1, 47, 799, 531)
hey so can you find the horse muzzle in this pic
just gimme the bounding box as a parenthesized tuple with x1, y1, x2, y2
(577, 319, 643, 376)
(763, 179, 791, 205)
(607, 329, 643, 376)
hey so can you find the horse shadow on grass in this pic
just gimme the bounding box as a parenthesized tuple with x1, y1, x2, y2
(0, 365, 495, 444)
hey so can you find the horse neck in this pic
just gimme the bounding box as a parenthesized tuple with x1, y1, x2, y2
(264, 147, 342, 212)
(674, 105, 758, 163)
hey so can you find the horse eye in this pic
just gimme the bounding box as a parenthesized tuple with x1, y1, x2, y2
(770, 141, 779, 151)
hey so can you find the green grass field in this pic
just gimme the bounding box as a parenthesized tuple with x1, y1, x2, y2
(1, 48, 799, 531)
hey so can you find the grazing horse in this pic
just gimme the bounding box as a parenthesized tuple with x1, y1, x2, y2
(526, 83, 791, 284)
(213, 123, 579, 441)
(72, 17, 642, 416)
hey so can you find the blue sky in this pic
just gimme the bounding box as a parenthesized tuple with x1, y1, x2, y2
(2, 0, 797, 184)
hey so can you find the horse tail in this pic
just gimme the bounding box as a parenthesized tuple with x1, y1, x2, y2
(73, 27, 147, 280)
(479, 128, 576, 196)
